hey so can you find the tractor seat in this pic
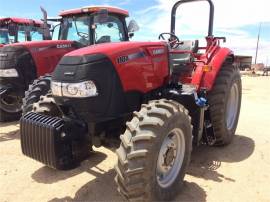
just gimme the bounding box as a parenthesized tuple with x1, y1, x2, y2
(171, 40, 199, 64)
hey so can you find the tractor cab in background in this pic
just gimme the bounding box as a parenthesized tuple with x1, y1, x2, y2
(0, 17, 50, 46)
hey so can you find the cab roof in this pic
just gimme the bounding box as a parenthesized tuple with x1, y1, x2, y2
(0, 18, 44, 26)
(59, 5, 129, 17)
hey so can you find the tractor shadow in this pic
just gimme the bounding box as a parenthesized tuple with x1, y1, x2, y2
(37, 134, 254, 202)
(31, 151, 107, 184)
(48, 168, 125, 202)
(48, 172, 206, 202)
(187, 134, 255, 183)
(0, 121, 20, 142)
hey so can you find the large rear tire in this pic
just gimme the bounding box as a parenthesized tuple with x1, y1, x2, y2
(115, 99, 192, 201)
(208, 65, 242, 146)
(22, 75, 51, 115)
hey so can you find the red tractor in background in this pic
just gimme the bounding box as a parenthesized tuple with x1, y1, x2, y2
(0, 6, 138, 121)
(0, 17, 51, 47)
(20, 0, 241, 201)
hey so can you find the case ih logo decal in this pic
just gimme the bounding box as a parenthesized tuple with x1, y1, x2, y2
(56, 44, 72, 49)
(117, 52, 145, 64)
(31, 44, 73, 52)
(152, 48, 165, 55)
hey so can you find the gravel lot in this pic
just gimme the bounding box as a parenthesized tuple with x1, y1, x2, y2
(0, 76, 270, 202)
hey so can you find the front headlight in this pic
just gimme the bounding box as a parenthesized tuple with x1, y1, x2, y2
(0, 68, 18, 77)
(51, 80, 98, 98)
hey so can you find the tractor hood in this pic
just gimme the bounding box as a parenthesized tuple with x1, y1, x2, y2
(65, 41, 166, 65)
(52, 41, 170, 122)
(0, 40, 80, 95)
(53, 41, 169, 93)
(4, 40, 80, 76)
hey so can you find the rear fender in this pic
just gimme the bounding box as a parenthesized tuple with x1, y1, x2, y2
(200, 47, 234, 90)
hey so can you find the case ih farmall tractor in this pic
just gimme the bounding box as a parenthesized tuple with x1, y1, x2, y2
(20, 0, 241, 201)
(0, 6, 135, 121)
(0, 17, 50, 47)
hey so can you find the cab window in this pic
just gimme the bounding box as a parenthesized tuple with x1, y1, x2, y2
(17, 25, 27, 42)
(30, 27, 44, 41)
(94, 16, 125, 44)
(0, 29, 9, 44)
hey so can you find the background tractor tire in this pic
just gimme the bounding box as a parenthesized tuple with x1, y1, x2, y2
(115, 99, 192, 202)
(22, 75, 51, 115)
(0, 94, 22, 122)
(208, 64, 242, 146)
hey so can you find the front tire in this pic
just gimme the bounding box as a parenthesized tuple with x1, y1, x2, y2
(31, 93, 62, 117)
(208, 65, 242, 145)
(115, 99, 192, 201)
(22, 75, 51, 115)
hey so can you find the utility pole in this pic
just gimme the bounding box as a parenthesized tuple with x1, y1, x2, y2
(254, 23, 262, 65)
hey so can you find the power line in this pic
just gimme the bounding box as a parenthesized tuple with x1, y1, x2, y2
(254, 22, 261, 65)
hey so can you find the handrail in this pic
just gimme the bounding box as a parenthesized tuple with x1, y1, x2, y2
(171, 0, 214, 37)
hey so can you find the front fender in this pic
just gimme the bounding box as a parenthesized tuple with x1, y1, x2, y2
(201, 47, 234, 90)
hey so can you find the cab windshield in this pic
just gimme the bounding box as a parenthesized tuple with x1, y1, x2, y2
(59, 14, 126, 46)
(60, 16, 90, 45)
(93, 15, 126, 44)
(0, 29, 9, 44)
(18, 25, 45, 42)
(0, 23, 46, 44)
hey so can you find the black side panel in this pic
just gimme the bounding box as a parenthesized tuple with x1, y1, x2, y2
(0, 45, 37, 95)
(53, 55, 129, 123)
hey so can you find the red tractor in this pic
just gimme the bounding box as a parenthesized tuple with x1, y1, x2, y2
(0, 17, 51, 47)
(20, 0, 242, 201)
(0, 6, 137, 121)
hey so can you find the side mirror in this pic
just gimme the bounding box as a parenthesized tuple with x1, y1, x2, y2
(128, 20, 139, 33)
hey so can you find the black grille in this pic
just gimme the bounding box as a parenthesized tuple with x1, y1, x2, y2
(20, 112, 75, 170)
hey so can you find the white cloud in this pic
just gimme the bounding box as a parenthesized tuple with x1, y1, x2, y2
(133, 0, 270, 63)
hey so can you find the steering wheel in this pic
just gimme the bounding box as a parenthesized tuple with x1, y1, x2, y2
(158, 33, 181, 48)
(78, 31, 89, 38)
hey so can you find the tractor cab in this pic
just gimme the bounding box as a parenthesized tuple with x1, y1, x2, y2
(52, 6, 137, 46)
(0, 18, 50, 45)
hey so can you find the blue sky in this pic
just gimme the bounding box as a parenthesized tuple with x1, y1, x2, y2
(0, 0, 269, 64)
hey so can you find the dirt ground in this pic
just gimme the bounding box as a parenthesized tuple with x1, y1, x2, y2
(0, 76, 270, 202)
